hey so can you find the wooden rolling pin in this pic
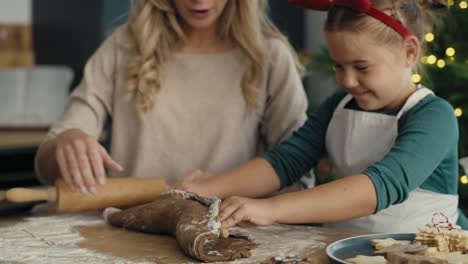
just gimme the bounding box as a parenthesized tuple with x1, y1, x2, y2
(5, 178, 169, 212)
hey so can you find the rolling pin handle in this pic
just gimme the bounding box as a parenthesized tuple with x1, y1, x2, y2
(5, 187, 57, 203)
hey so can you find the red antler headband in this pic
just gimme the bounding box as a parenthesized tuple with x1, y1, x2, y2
(289, 0, 412, 38)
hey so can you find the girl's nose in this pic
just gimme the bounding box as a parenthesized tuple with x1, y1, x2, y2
(340, 71, 359, 90)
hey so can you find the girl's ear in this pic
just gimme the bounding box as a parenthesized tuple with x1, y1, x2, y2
(403, 35, 420, 67)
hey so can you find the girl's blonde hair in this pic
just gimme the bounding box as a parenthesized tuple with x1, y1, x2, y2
(324, 0, 448, 46)
(125, 0, 304, 115)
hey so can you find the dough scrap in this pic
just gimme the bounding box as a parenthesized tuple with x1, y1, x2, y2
(345, 255, 387, 264)
(371, 238, 412, 250)
(375, 242, 428, 255)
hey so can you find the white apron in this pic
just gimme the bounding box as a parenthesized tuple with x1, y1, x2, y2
(324, 87, 458, 233)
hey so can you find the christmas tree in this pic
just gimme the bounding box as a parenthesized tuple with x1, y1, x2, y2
(415, 0, 468, 204)
(311, 1, 468, 204)
(419, 0, 468, 157)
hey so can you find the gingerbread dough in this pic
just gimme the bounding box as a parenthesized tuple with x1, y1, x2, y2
(103, 190, 256, 262)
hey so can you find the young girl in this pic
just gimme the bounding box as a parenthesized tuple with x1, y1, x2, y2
(176, 0, 468, 233)
(34, 0, 308, 194)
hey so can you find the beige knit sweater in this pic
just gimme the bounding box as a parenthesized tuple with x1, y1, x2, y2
(37, 26, 308, 184)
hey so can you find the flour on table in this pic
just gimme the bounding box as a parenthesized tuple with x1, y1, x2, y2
(0, 213, 154, 264)
(0, 212, 332, 264)
(223, 225, 328, 264)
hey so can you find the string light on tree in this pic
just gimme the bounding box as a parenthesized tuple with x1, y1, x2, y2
(437, 59, 446, 68)
(460, 1, 467, 8)
(425, 32, 435, 42)
(427, 55, 437, 64)
(461, 175, 468, 185)
(446, 47, 456, 57)
(411, 73, 422, 83)
(455, 107, 463, 117)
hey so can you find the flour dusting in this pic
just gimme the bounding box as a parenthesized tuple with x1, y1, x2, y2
(0, 213, 154, 264)
(0, 212, 341, 264)
(222, 225, 328, 264)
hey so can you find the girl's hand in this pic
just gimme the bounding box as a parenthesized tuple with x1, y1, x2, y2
(219, 196, 277, 228)
(172, 170, 214, 197)
(55, 128, 123, 194)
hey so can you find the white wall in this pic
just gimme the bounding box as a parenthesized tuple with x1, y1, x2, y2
(0, 0, 31, 24)
(304, 11, 338, 107)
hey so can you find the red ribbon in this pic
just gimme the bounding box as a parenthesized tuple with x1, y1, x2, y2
(288, 0, 412, 38)
(432, 212, 461, 232)
(431, 212, 461, 249)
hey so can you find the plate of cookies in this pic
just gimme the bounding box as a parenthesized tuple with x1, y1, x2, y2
(326, 233, 415, 263)
(326, 224, 468, 263)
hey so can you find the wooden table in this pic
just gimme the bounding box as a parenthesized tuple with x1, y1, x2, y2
(0, 209, 361, 264)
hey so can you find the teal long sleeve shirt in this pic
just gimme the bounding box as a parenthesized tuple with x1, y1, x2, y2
(264, 90, 467, 227)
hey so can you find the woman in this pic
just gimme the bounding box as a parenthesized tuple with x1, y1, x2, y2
(35, 0, 308, 194)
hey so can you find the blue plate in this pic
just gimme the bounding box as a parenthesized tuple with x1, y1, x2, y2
(326, 233, 416, 263)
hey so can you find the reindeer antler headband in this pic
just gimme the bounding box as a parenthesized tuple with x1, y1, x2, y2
(289, 0, 412, 37)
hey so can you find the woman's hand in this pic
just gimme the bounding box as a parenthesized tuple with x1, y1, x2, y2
(219, 196, 277, 228)
(172, 170, 215, 197)
(55, 128, 123, 193)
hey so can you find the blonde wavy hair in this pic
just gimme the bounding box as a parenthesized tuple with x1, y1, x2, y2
(125, 0, 304, 115)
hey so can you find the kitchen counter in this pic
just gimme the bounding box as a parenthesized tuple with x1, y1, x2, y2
(0, 129, 47, 149)
(0, 208, 362, 264)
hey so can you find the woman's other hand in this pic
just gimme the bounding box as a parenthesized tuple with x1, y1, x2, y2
(55, 128, 123, 194)
(219, 196, 277, 228)
(172, 170, 215, 197)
